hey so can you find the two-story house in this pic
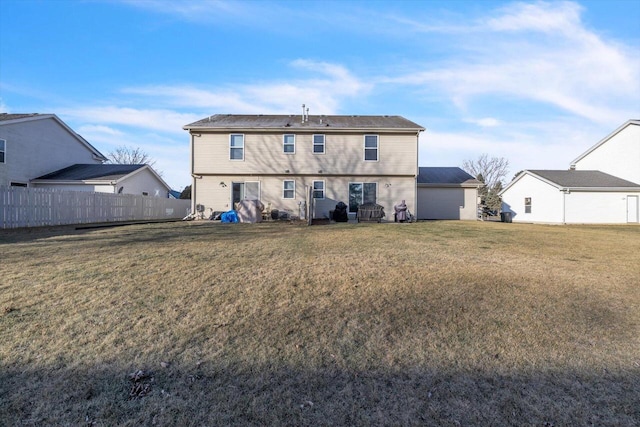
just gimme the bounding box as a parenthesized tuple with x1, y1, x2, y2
(0, 113, 172, 197)
(183, 114, 425, 220)
(0, 113, 107, 187)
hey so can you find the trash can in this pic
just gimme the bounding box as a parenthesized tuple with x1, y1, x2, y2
(501, 212, 512, 223)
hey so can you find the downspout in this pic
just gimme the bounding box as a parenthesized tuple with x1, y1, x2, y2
(190, 132, 197, 214)
(414, 130, 420, 217)
(562, 189, 568, 224)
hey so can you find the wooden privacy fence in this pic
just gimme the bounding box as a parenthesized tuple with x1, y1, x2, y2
(0, 186, 191, 229)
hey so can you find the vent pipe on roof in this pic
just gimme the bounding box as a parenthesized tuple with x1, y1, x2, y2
(301, 104, 305, 123)
(306, 107, 309, 122)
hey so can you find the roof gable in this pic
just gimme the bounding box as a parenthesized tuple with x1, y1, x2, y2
(570, 119, 640, 167)
(0, 113, 107, 161)
(184, 114, 425, 132)
(501, 169, 640, 194)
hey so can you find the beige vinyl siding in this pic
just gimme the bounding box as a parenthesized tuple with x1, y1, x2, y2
(194, 175, 416, 220)
(193, 132, 418, 176)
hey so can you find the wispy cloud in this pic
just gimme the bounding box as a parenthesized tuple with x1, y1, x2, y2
(384, 1, 639, 125)
(121, 59, 370, 116)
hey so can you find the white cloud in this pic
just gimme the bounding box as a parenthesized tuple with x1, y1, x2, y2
(385, 1, 640, 125)
(121, 59, 370, 116)
(465, 117, 502, 128)
(60, 106, 200, 134)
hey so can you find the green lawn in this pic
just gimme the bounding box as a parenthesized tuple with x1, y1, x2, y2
(1, 221, 639, 426)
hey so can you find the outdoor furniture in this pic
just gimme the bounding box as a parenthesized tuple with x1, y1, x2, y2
(357, 203, 385, 223)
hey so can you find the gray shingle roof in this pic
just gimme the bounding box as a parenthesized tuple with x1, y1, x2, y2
(0, 113, 44, 122)
(34, 164, 145, 181)
(417, 167, 481, 185)
(184, 114, 425, 131)
(529, 170, 640, 188)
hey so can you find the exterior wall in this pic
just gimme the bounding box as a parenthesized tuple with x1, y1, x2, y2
(0, 118, 102, 187)
(417, 187, 478, 220)
(573, 123, 640, 184)
(32, 183, 114, 193)
(193, 131, 418, 177)
(564, 191, 640, 224)
(118, 169, 169, 197)
(501, 174, 564, 223)
(194, 175, 416, 220)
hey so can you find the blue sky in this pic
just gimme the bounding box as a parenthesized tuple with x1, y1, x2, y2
(1, 0, 639, 191)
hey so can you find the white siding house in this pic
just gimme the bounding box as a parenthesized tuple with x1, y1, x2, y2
(500, 170, 640, 224)
(571, 120, 640, 185)
(0, 113, 106, 187)
(416, 167, 481, 220)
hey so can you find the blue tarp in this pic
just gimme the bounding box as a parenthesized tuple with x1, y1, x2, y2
(220, 210, 239, 223)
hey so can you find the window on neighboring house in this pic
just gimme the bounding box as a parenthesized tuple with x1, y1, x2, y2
(230, 134, 244, 160)
(0, 139, 5, 163)
(142, 191, 149, 196)
(313, 134, 325, 154)
(312, 180, 325, 199)
(364, 135, 378, 161)
(283, 134, 295, 154)
(283, 180, 295, 199)
(10, 182, 27, 187)
(349, 182, 377, 213)
(525, 197, 532, 213)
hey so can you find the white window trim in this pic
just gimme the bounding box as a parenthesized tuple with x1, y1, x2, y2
(283, 134, 295, 154)
(0, 139, 5, 164)
(348, 181, 378, 213)
(229, 134, 245, 161)
(283, 179, 295, 199)
(313, 134, 325, 155)
(312, 180, 325, 200)
(364, 134, 379, 162)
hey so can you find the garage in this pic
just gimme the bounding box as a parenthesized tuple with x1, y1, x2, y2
(417, 167, 481, 220)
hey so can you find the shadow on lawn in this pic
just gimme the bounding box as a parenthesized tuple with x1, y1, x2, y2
(1, 363, 638, 426)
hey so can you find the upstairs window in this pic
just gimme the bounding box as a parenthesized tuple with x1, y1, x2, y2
(364, 135, 378, 161)
(283, 180, 295, 199)
(230, 134, 244, 160)
(313, 134, 325, 154)
(283, 134, 295, 154)
(525, 197, 532, 213)
(0, 139, 5, 163)
(312, 180, 325, 199)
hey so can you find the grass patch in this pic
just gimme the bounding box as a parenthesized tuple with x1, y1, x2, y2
(1, 221, 639, 425)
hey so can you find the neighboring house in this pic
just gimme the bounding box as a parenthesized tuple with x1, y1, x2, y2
(31, 164, 173, 197)
(500, 170, 640, 224)
(0, 113, 107, 187)
(500, 120, 640, 224)
(183, 114, 425, 219)
(570, 119, 640, 185)
(416, 167, 481, 220)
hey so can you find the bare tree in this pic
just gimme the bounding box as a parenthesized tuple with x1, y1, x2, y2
(462, 154, 509, 212)
(106, 146, 156, 166)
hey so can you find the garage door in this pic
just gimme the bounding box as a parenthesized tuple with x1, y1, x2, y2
(417, 187, 465, 220)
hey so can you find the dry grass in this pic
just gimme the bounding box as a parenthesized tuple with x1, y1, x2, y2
(1, 220, 639, 426)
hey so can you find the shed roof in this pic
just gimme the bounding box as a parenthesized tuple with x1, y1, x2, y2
(417, 167, 482, 186)
(184, 114, 425, 132)
(527, 170, 640, 188)
(34, 164, 146, 181)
